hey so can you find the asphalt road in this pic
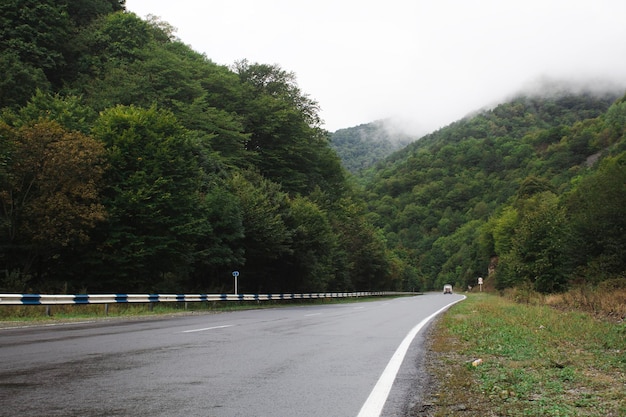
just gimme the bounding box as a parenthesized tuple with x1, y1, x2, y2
(0, 294, 464, 417)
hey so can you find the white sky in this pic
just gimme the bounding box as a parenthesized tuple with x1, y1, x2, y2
(125, 0, 626, 134)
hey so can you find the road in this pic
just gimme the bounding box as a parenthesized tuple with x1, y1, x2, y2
(0, 294, 464, 417)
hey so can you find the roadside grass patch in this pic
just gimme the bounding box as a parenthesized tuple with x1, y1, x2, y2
(544, 281, 626, 322)
(421, 293, 626, 417)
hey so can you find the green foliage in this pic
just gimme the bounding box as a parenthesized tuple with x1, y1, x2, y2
(4, 90, 97, 133)
(493, 192, 570, 292)
(331, 121, 415, 173)
(1, 1, 624, 296)
(330, 198, 395, 290)
(226, 170, 292, 292)
(88, 105, 205, 291)
(361, 92, 624, 292)
(0, 0, 125, 108)
(0, 52, 50, 109)
(0, 1, 71, 74)
(234, 61, 346, 196)
(564, 152, 626, 282)
(282, 196, 337, 292)
(0, 1, 389, 294)
(65, 0, 125, 27)
(188, 183, 245, 291)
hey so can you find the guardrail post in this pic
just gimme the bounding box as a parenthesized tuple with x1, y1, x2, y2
(46, 305, 51, 316)
(104, 303, 109, 316)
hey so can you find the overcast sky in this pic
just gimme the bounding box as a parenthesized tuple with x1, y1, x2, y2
(125, 0, 626, 134)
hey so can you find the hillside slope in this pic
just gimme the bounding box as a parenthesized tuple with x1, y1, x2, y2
(330, 120, 418, 173)
(358, 90, 626, 292)
(0, 3, 396, 294)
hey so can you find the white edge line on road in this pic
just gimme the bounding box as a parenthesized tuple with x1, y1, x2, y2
(304, 313, 322, 317)
(182, 324, 233, 333)
(356, 295, 466, 417)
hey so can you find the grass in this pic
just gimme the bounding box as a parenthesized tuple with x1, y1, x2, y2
(417, 293, 626, 417)
(544, 285, 626, 321)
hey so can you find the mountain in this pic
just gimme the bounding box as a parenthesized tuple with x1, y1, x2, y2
(357, 89, 626, 292)
(330, 120, 418, 173)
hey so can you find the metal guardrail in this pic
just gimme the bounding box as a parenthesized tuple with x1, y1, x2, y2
(0, 291, 402, 306)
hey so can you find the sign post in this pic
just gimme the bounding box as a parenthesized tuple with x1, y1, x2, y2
(232, 271, 239, 294)
(478, 277, 483, 292)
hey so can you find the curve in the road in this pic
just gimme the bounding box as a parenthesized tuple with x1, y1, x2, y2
(357, 295, 466, 417)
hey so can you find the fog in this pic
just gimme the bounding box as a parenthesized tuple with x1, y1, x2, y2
(125, 0, 626, 134)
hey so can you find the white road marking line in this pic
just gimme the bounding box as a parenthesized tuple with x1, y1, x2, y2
(357, 296, 466, 417)
(182, 324, 233, 333)
(304, 313, 322, 317)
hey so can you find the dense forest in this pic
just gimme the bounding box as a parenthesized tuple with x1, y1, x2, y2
(1, 1, 625, 296)
(330, 121, 414, 173)
(357, 90, 626, 292)
(0, 1, 399, 293)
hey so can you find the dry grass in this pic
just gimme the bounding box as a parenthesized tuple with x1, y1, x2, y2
(545, 284, 626, 322)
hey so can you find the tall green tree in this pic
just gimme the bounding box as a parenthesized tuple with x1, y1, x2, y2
(493, 191, 569, 292)
(189, 184, 245, 292)
(282, 196, 337, 292)
(235, 61, 345, 196)
(90, 105, 205, 291)
(331, 198, 392, 290)
(0, 53, 50, 109)
(227, 170, 292, 292)
(65, 0, 125, 27)
(0, 0, 72, 82)
(564, 152, 626, 281)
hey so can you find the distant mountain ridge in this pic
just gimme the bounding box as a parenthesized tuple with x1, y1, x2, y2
(330, 120, 420, 173)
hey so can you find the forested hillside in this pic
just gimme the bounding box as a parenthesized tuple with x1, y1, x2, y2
(359, 91, 626, 292)
(0, 1, 401, 294)
(2, 1, 625, 296)
(330, 121, 416, 173)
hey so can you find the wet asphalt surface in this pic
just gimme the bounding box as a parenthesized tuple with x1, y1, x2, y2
(0, 294, 463, 417)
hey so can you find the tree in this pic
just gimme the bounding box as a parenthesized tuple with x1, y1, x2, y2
(65, 0, 126, 27)
(0, 0, 72, 83)
(86, 11, 151, 63)
(282, 196, 337, 292)
(496, 192, 569, 292)
(564, 152, 626, 281)
(0, 53, 50, 109)
(331, 198, 392, 290)
(6, 90, 97, 134)
(89, 105, 205, 291)
(0, 120, 106, 290)
(189, 184, 245, 292)
(180, 106, 251, 168)
(234, 61, 345, 196)
(227, 170, 292, 292)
